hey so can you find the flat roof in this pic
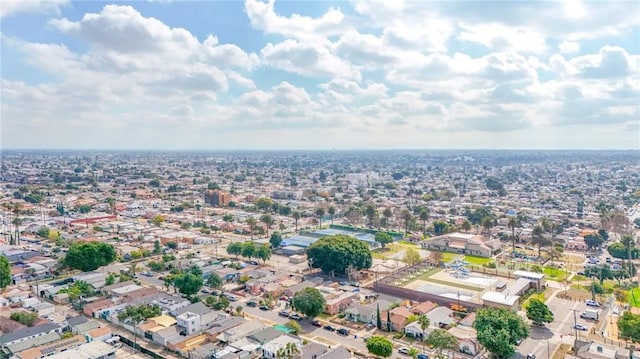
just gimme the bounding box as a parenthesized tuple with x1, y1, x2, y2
(482, 291, 520, 306)
(47, 341, 115, 359)
(513, 270, 545, 280)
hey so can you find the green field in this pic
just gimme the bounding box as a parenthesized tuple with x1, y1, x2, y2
(630, 287, 640, 308)
(543, 266, 569, 282)
(438, 252, 492, 266)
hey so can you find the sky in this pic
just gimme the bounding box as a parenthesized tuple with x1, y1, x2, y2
(1, 0, 639, 150)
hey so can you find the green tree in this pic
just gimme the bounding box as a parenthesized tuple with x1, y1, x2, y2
(584, 234, 604, 251)
(37, 226, 50, 238)
(270, 232, 283, 248)
(0, 256, 11, 289)
(105, 274, 116, 286)
(507, 217, 520, 250)
(382, 208, 393, 229)
(315, 207, 325, 228)
(173, 272, 203, 297)
(473, 307, 529, 359)
(374, 232, 393, 249)
(526, 298, 554, 325)
(227, 242, 243, 259)
(148, 261, 164, 272)
(206, 273, 222, 289)
(78, 205, 92, 214)
(255, 245, 272, 264)
(260, 214, 274, 237)
(328, 206, 336, 225)
(10, 312, 38, 326)
(306, 235, 372, 275)
(291, 287, 326, 318)
(426, 329, 458, 359)
(118, 304, 162, 323)
(607, 243, 639, 259)
(418, 207, 430, 235)
(292, 211, 301, 231)
(366, 335, 393, 358)
(617, 311, 640, 342)
(418, 314, 430, 354)
(246, 217, 257, 241)
(241, 241, 257, 260)
(255, 197, 274, 212)
(153, 240, 162, 254)
(151, 215, 164, 226)
(461, 220, 472, 233)
(284, 320, 301, 335)
(63, 242, 116, 272)
(530, 225, 549, 258)
(403, 247, 421, 266)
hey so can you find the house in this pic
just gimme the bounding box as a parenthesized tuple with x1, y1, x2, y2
(411, 301, 437, 316)
(575, 342, 630, 359)
(324, 292, 358, 315)
(299, 342, 328, 359)
(205, 316, 246, 340)
(381, 306, 413, 332)
(449, 326, 479, 355)
(403, 321, 431, 340)
(481, 291, 520, 311)
(344, 300, 392, 323)
(218, 319, 265, 343)
(45, 340, 116, 359)
(425, 307, 456, 329)
(15, 335, 86, 359)
(85, 327, 112, 342)
(317, 346, 354, 359)
(423, 232, 498, 257)
(261, 334, 302, 359)
(0, 323, 63, 346)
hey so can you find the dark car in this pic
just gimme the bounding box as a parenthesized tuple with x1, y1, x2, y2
(323, 325, 335, 331)
(249, 260, 259, 265)
(278, 311, 289, 317)
(289, 313, 303, 321)
(259, 305, 270, 311)
(246, 300, 258, 307)
(417, 355, 429, 359)
(311, 320, 322, 327)
(337, 328, 349, 336)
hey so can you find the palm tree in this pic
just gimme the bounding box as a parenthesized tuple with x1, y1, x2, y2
(418, 207, 430, 235)
(383, 207, 393, 229)
(292, 211, 301, 232)
(328, 206, 336, 226)
(260, 214, 274, 237)
(246, 217, 257, 241)
(508, 217, 520, 251)
(106, 197, 116, 215)
(364, 204, 377, 228)
(400, 209, 413, 234)
(418, 314, 430, 353)
(621, 234, 635, 275)
(481, 217, 494, 237)
(276, 342, 300, 359)
(315, 208, 325, 228)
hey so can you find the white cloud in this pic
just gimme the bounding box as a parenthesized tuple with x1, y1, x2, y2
(457, 23, 548, 53)
(558, 41, 580, 54)
(0, 0, 68, 18)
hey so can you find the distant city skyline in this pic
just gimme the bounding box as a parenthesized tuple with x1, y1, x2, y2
(1, 0, 639, 150)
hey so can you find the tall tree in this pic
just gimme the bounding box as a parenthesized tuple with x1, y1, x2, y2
(461, 220, 472, 233)
(291, 287, 326, 318)
(418, 207, 430, 235)
(306, 235, 372, 275)
(0, 256, 11, 289)
(526, 298, 554, 326)
(621, 234, 636, 275)
(426, 329, 458, 359)
(269, 232, 283, 249)
(246, 217, 257, 241)
(226, 242, 243, 259)
(260, 214, 274, 238)
(382, 208, 393, 229)
(206, 273, 222, 289)
(255, 245, 272, 264)
(173, 272, 203, 297)
(374, 232, 393, 249)
(63, 242, 116, 272)
(292, 211, 301, 232)
(473, 307, 529, 359)
(328, 206, 336, 225)
(418, 314, 430, 354)
(400, 209, 413, 234)
(315, 207, 325, 228)
(507, 217, 520, 251)
(531, 225, 549, 259)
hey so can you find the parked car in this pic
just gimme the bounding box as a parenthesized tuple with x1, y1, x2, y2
(289, 313, 303, 321)
(249, 260, 259, 265)
(278, 311, 289, 317)
(259, 305, 270, 311)
(337, 328, 349, 336)
(585, 300, 600, 307)
(398, 347, 411, 355)
(526, 354, 536, 359)
(323, 325, 335, 332)
(246, 300, 258, 307)
(417, 354, 429, 359)
(311, 320, 322, 327)
(365, 323, 376, 329)
(574, 324, 588, 331)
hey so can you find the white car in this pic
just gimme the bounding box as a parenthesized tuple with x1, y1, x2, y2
(574, 324, 588, 331)
(585, 300, 600, 307)
(398, 347, 411, 355)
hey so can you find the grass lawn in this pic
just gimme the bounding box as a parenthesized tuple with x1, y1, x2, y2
(397, 240, 420, 248)
(543, 266, 569, 281)
(464, 255, 492, 265)
(440, 252, 457, 262)
(630, 287, 640, 308)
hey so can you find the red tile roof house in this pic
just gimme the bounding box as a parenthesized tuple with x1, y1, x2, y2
(381, 307, 414, 332)
(411, 301, 437, 316)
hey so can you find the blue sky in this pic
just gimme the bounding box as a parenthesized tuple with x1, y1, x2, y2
(1, 0, 639, 150)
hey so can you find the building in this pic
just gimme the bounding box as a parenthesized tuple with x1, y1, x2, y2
(422, 232, 499, 257)
(204, 190, 229, 207)
(45, 341, 116, 359)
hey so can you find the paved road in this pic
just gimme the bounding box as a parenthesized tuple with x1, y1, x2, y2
(516, 294, 594, 359)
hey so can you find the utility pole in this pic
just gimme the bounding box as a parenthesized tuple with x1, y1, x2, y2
(571, 309, 580, 341)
